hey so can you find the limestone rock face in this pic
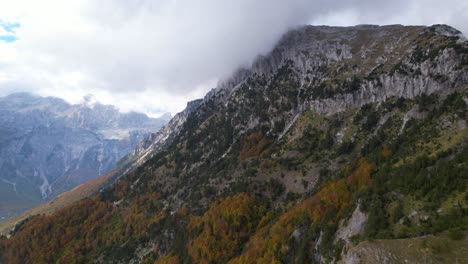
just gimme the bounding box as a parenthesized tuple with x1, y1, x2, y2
(125, 99, 202, 169)
(335, 204, 368, 244)
(133, 24, 468, 165)
(222, 25, 467, 114)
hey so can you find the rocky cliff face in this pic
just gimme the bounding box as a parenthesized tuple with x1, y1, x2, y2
(219, 24, 467, 114)
(126, 99, 202, 170)
(132, 24, 467, 177)
(0, 93, 170, 220)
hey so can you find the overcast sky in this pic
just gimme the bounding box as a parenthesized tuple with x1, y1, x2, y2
(0, 0, 467, 116)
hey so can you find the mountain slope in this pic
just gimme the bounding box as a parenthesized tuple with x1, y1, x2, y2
(0, 93, 170, 222)
(0, 24, 467, 264)
(0, 170, 117, 235)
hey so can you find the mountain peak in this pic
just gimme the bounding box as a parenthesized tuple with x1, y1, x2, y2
(429, 24, 466, 39)
(82, 94, 99, 108)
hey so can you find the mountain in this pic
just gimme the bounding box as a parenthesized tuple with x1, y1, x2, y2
(1, 24, 467, 263)
(0, 93, 170, 222)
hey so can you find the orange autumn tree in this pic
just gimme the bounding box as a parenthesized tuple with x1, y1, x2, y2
(239, 131, 271, 160)
(187, 193, 266, 264)
(155, 254, 179, 264)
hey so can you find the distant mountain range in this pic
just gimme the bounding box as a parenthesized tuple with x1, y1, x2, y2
(0, 93, 170, 221)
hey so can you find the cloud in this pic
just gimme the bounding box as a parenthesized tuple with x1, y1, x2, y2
(311, 0, 468, 35)
(0, 0, 467, 115)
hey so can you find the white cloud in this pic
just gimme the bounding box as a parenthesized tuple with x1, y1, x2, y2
(0, 27, 11, 36)
(0, 0, 466, 115)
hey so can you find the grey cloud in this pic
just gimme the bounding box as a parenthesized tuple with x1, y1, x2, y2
(68, 0, 468, 92)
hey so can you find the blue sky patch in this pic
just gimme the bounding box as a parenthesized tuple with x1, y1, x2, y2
(0, 20, 20, 43)
(0, 35, 17, 42)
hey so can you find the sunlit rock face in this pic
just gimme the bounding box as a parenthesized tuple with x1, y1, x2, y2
(0, 93, 170, 218)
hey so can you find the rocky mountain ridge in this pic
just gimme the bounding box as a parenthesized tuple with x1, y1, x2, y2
(131, 24, 467, 169)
